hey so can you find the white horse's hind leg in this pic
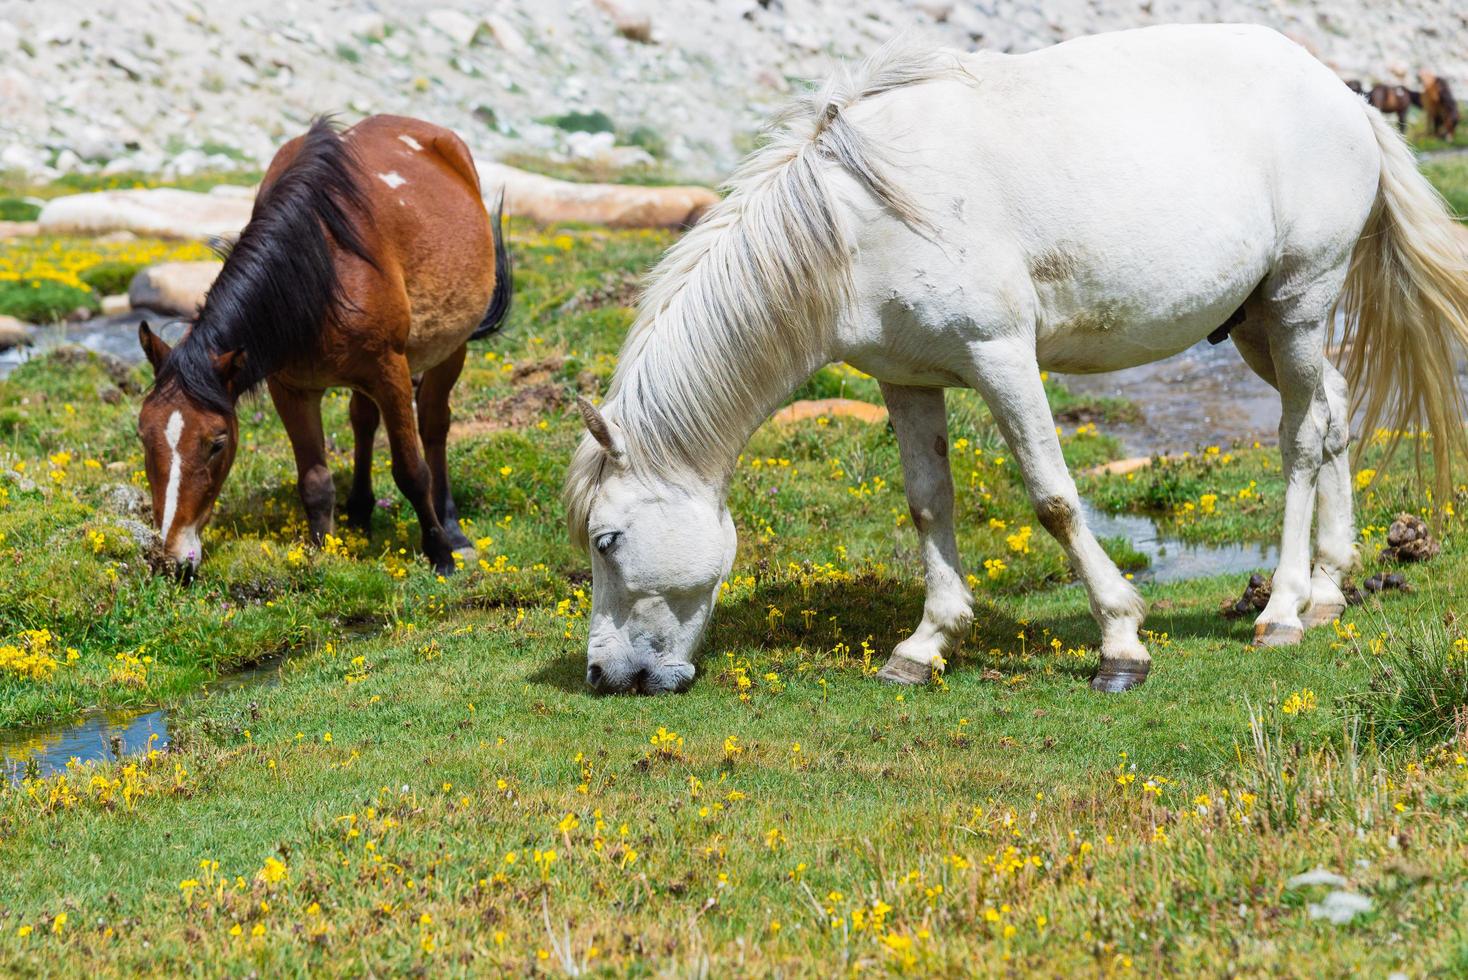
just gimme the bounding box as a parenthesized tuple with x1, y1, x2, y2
(1233, 323, 1355, 630)
(1303, 362, 1356, 627)
(1251, 312, 1337, 646)
(876, 383, 974, 684)
(965, 342, 1150, 692)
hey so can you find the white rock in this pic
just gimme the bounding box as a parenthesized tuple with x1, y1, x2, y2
(100, 294, 131, 316)
(476, 159, 718, 228)
(39, 188, 253, 241)
(1286, 868, 1349, 889)
(485, 14, 532, 59)
(566, 130, 617, 159)
(425, 9, 482, 47)
(1308, 890, 1373, 925)
(0, 142, 44, 173)
(0, 315, 34, 352)
(128, 261, 225, 317)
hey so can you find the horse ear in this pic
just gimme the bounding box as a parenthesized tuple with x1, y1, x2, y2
(576, 396, 623, 457)
(138, 321, 172, 373)
(213, 349, 248, 396)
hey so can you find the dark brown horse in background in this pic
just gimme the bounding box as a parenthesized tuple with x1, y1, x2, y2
(1368, 84, 1416, 133)
(1419, 71, 1460, 141)
(136, 115, 512, 575)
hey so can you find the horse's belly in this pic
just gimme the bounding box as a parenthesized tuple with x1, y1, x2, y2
(1033, 270, 1264, 374)
(404, 292, 481, 373)
(1035, 306, 1231, 374)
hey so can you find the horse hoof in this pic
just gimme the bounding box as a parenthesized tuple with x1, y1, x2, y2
(876, 656, 934, 686)
(1090, 659, 1150, 693)
(1301, 601, 1346, 629)
(1252, 621, 1304, 647)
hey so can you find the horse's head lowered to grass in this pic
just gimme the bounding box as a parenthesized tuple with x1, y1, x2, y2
(568, 397, 736, 695)
(136, 321, 243, 573)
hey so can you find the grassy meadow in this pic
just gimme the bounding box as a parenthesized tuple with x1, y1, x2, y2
(0, 176, 1466, 973)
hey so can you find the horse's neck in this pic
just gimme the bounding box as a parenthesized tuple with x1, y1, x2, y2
(620, 314, 831, 484)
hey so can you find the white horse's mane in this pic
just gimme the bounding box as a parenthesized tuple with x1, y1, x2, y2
(564, 41, 965, 546)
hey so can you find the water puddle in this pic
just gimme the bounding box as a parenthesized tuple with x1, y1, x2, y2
(1081, 499, 1278, 584)
(1, 648, 295, 784)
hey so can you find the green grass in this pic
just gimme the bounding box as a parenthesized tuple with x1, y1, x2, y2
(76, 260, 142, 297)
(0, 278, 97, 323)
(1423, 155, 1468, 219)
(0, 225, 1465, 974)
(1410, 112, 1468, 155)
(0, 170, 261, 202)
(0, 198, 40, 222)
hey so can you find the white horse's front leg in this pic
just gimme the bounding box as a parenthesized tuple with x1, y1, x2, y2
(875, 383, 974, 684)
(966, 342, 1150, 692)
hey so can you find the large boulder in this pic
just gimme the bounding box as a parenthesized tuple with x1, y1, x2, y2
(0, 315, 34, 352)
(37, 186, 253, 241)
(128, 261, 223, 317)
(35, 166, 716, 237)
(478, 162, 719, 229)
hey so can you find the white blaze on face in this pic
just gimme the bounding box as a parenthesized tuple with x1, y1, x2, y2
(158, 409, 185, 545)
(378, 171, 407, 189)
(397, 134, 423, 151)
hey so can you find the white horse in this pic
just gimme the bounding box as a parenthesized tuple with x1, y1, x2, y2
(564, 24, 1468, 695)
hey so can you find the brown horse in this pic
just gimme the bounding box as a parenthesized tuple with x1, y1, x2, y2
(1419, 71, 1460, 141)
(136, 115, 512, 575)
(1368, 83, 1416, 133)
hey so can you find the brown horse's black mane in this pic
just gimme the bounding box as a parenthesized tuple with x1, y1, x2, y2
(155, 116, 376, 413)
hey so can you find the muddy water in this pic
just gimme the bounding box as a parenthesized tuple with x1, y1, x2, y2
(1057, 335, 1281, 457)
(0, 648, 295, 784)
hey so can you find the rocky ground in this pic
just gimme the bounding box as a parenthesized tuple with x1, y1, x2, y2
(1, 0, 1466, 184)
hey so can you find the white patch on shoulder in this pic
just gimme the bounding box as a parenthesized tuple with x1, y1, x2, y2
(378, 171, 407, 189)
(159, 409, 185, 544)
(398, 134, 423, 151)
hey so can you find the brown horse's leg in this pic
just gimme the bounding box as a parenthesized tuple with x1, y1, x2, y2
(368, 358, 456, 574)
(267, 377, 335, 544)
(345, 391, 380, 531)
(417, 343, 472, 552)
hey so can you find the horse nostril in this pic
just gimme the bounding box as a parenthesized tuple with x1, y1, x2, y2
(585, 664, 604, 689)
(631, 667, 650, 693)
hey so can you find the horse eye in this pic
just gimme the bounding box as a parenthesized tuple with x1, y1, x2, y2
(208, 437, 228, 457)
(595, 531, 621, 554)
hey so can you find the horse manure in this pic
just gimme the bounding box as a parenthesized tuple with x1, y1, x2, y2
(1380, 513, 1440, 563)
(1221, 574, 1272, 618)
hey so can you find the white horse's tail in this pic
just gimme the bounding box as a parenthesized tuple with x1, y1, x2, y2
(1339, 108, 1468, 496)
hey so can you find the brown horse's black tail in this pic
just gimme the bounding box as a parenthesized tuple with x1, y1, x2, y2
(471, 190, 513, 341)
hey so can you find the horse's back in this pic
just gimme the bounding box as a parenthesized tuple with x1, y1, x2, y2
(839, 24, 1380, 375)
(342, 115, 497, 372)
